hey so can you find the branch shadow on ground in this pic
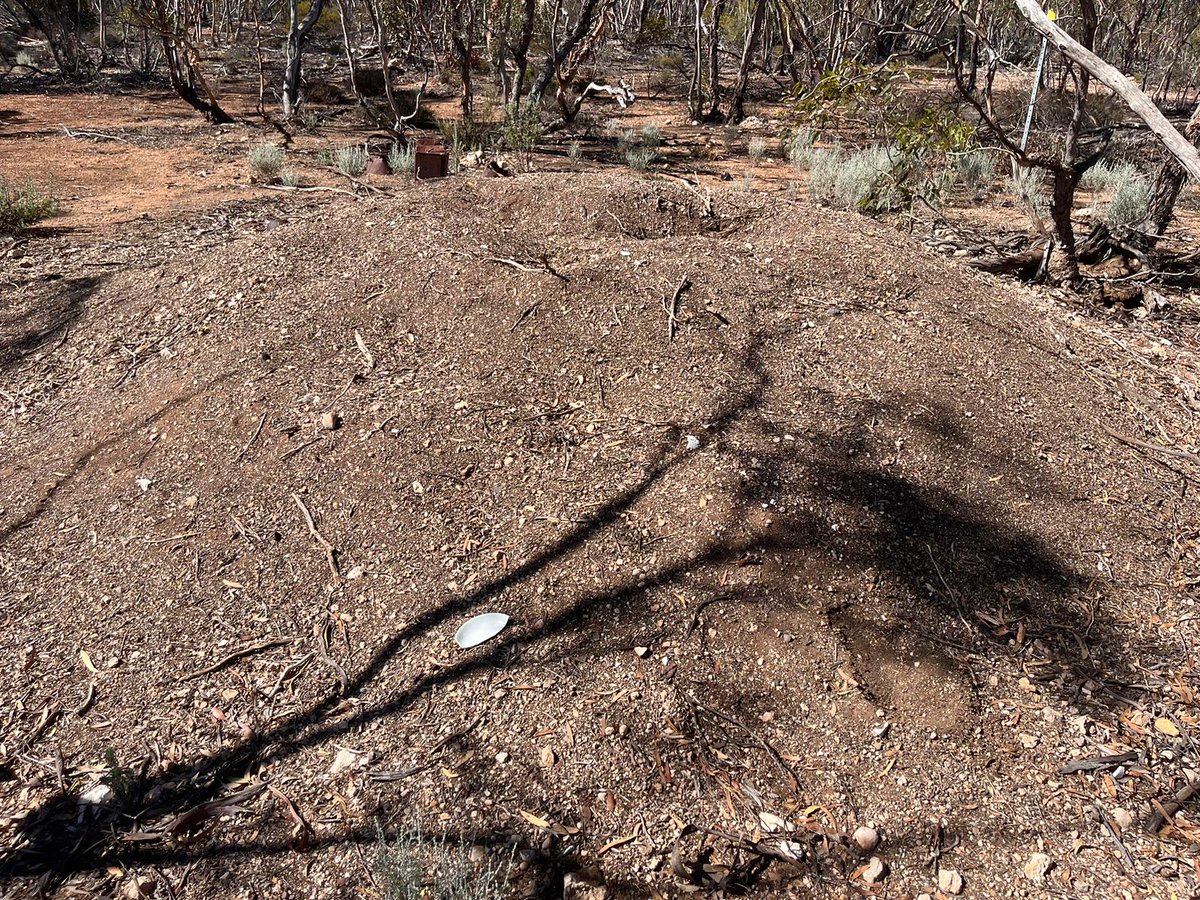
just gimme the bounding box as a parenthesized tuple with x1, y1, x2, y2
(0, 275, 97, 376)
(0, 325, 1167, 893)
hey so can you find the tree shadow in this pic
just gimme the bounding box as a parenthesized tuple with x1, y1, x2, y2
(0, 275, 98, 376)
(0, 325, 1168, 892)
(0, 371, 238, 544)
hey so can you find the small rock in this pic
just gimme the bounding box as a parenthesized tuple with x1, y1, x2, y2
(757, 811, 786, 832)
(634, 646, 649, 657)
(861, 857, 886, 884)
(563, 870, 607, 900)
(122, 877, 156, 899)
(469, 844, 487, 864)
(495, 751, 509, 764)
(1018, 732, 1039, 749)
(346, 565, 365, 580)
(330, 748, 363, 774)
(938, 869, 963, 895)
(1111, 808, 1134, 831)
(320, 411, 340, 431)
(685, 435, 701, 451)
(539, 746, 557, 767)
(1024, 852, 1054, 882)
(80, 784, 113, 805)
(852, 825, 879, 852)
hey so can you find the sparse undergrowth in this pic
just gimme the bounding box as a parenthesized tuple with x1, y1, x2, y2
(374, 821, 512, 900)
(0, 177, 59, 232)
(333, 145, 369, 178)
(248, 143, 285, 182)
(1082, 161, 1152, 230)
(389, 143, 416, 177)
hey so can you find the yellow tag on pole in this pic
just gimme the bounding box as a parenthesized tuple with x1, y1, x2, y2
(1047, 8, 1057, 20)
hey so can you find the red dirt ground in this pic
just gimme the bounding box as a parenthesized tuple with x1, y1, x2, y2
(2, 167, 1199, 898)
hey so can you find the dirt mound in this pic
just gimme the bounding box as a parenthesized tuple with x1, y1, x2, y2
(1, 174, 1196, 898)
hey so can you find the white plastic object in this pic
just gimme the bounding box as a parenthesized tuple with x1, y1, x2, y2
(454, 613, 510, 649)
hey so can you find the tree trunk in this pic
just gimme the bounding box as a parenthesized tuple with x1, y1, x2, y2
(725, 0, 765, 122)
(1012, 0, 1200, 181)
(703, 0, 725, 119)
(526, 0, 603, 108)
(282, 0, 325, 119)
(1142, 98, 1200, 235)
(510, 0, 536, 103)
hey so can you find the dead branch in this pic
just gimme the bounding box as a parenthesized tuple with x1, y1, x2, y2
(292, 494, 341, 579)
(1012, 0, 1200, 181)
(665, 275, 692, 342)
(180, 637, 299, 681)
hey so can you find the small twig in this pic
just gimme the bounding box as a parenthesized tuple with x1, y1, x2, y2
(664, 275, 691, 343)
(293, 494, 341, 579)
(256, 184, 360, 197)
(511, 301, 540, 332)
(72, 681, 96, 716)
(428, 711, 487, 754)
(266, 652, 315, 700)
(354, 330, 375, 370)
(1102, 423, 1200, 469)
(60, 124, 133, 144)
(235, 412, 267, 462)
(1059, 750, 1140, 774)
(683, 691, 798, 790)
(368, 760, 440, 782)
(180, 637, 299, 681)
(486, 256, 569, 281)
(1098, 806, 1138, 874)
(279, 437, 320, 461)
(1145, 778, 1200, 834)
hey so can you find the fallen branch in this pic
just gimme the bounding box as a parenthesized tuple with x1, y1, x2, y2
(1101, 424, 1200, 467)
(165, 782, 268, 837)
(293, 494, 341, 579)
(60, 124, 134, 144)
(1145, 778, 1200, 834)
(1012, 0, 1200, 181)
(180, 637, 299, 681)
(235, 412, 267, 462)
(664, 275, 692, 343)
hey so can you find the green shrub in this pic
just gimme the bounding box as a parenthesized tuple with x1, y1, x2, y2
(807, 146, 843, 203)
(786, 127, 816, 169)
(0, 177, 59, 232)
(1081, 161, 1151, 229)
(639, 123, 663, 148)
(438, 117, 494, 152)
(833, 145, 898, 209)
(502, 102, 542, 157)
(625, 147, 656, 171)
(1104, 166, 1151, 229)
(1010, 166, 1050, 222)
(334, 145, 368, 177)
(249, 142, 285, 180)
(748, 136, 768, 163)
(279, 168, 303, 188)
(568, 141, 583, 167)
(389, 143, 416, 176)
(953, 149, 995, 192)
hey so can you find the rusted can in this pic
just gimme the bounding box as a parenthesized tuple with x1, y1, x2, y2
(415, 142, 450, 179)
(366, 154, 392, 176)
